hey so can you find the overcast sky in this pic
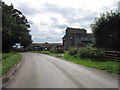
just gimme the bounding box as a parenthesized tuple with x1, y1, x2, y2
(3, 0, 119, 43)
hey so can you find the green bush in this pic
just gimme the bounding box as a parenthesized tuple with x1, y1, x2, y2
(68, 47, 78, 56)
(68, 47, 105, 61)
(77, 48, 94, 59)
(50, 48, 64, 53)
(92, 50, 105, 61)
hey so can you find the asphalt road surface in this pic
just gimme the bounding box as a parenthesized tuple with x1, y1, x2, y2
(6, 53, 118, 88)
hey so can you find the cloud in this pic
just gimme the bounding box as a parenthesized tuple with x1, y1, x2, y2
(53, 24, 68, 29)
(50, 17, 58, 23)
(65, 11, 98, 23)
(17, 2, 41, 16)
(43, 3, 76, 17)
(28, 20, 34, 25)
(33, 36, 62, 43)
(42, 3, 98, 30)
(3, 0, 118, 43)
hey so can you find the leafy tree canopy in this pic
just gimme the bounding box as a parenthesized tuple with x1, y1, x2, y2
(2, 2, 32, 52)
(91, 11, 120, 51)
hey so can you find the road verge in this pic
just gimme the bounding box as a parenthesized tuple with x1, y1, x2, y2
(1, 53, 24, 88)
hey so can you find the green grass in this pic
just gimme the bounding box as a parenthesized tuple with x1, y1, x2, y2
(2, 53, 13, 60)
(0, 53, 22, 76)
(62, 52, 120, 74)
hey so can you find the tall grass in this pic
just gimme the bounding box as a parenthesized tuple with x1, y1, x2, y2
(1, 53, 22, 76)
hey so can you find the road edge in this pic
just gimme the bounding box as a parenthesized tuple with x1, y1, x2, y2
(1, 53, 24, 88)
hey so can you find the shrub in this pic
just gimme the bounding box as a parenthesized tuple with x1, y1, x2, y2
(50, 48, 64, 53)
(68, 47, 78, 56)
(77, 48, 94, 59)
(92, 50, 105, 61)
(68, 47, 105, 61)
(78, 48, 105, 61)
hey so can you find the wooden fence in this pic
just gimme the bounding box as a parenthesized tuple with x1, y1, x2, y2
(105, 51, 120, 62)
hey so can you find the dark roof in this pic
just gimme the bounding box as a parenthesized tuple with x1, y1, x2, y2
(66, 27, 86, 31)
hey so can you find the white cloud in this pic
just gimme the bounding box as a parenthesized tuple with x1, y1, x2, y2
(3, 0, 119, 43)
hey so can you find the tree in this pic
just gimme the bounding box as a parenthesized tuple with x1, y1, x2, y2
(91, 11, 120, 51)
(2, 2, 32, 52)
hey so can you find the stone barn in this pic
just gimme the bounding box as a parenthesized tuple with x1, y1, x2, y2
(62, 27, 94, 50)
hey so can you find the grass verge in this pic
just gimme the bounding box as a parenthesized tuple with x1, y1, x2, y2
(0, 52, 22, 76)
(62, 52, 120, 74)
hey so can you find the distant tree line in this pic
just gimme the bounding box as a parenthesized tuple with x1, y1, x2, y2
(91, 11, 120, 51)
(2, 1, 32, 52)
